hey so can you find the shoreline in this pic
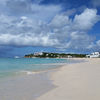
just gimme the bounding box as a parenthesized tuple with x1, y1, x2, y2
(0, 58, 83, 80)
(36, 58, 100, 100)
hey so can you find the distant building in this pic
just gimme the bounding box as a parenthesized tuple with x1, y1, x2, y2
(67, 55, 72, 58)
(86, 52, 100, 58)
(46, 54, 49, 56)
(34, 52, 43, 56)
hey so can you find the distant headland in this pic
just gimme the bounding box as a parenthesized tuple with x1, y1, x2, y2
(24, 52, 86, 58)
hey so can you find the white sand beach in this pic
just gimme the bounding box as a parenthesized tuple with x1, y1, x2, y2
(37, 58, 100, 100)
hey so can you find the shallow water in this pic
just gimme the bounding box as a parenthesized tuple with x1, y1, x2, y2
(0, 58, 76, 78)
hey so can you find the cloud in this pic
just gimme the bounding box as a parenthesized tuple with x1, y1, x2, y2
(0, 2, 100, 52)
(0, 33, 59, 47)
(0, 15, 59, 47)
(49, 14, 71, 28)
(48, 8, 100, 50)
(73, 8, 100, 30)
(96, 40, 100, 46)
(5, 0, 62, 21)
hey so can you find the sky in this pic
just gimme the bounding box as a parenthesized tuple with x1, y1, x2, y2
(0, 0, 100, 57)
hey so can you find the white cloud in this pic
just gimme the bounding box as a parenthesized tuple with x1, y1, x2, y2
(49, 14, 71, 28)
(73, 8, 100, 30)
(0, 15, 59, 47)
(5, 0, 62, 21)
(0, 7, 100, 51)
(0, 33, 59, 47)
(96, 40, 100, 46)
(47, 8, 100, 50)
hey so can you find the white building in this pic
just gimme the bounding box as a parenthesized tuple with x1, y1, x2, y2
(86, 52, 100, 58)
(67, 55, 72, 58)
(34, 52, 43, 56)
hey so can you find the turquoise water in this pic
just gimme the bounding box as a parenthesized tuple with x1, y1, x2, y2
(0, 58, 75, 78)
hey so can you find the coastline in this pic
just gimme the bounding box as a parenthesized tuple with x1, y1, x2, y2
(36, 58, 100, 100)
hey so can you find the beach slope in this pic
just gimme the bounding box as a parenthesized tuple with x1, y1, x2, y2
(37, 58, 100, 100)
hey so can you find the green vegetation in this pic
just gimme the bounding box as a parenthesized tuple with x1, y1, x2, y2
(24, 52, 86, 58)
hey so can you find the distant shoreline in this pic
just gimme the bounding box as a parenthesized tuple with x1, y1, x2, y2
(24, 52, 86, 58)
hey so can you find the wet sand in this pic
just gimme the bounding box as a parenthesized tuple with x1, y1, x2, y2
(37, 58, 100, 100)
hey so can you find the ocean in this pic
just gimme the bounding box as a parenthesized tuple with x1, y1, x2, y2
(0, 58, 75, 79)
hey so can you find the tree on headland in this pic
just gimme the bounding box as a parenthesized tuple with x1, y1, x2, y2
(24, 52, 86, 58)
